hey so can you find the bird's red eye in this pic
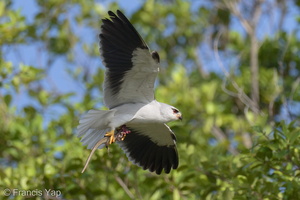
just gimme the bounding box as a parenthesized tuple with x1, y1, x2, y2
(172, 108, 179, 114)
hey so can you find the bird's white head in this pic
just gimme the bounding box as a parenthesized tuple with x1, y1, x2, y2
(160, 103, 182, 123)
(171, 107, 182, 121)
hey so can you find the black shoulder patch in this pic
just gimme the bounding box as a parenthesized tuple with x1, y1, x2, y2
(151, 51, 160, 63)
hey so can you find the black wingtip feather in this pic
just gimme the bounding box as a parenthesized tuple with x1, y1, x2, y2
(116, 10, 130, 24)
(162, 149, 171, 173)
(154, 149, 163, 174)
(108, 10, 115, 16)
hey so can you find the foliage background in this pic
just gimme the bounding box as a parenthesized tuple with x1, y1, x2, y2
(1, 0, 300, 199)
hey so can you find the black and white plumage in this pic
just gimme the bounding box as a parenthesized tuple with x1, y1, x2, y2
(101, 10, 156, 109)
(77, 10, 182, 175)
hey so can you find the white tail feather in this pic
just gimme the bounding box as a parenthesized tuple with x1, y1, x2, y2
(77, 109, 115, 149)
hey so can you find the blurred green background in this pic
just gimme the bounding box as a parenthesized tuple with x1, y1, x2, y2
(1, 0, 300, 199)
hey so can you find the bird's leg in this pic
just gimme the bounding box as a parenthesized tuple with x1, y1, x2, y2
(104, 129, 116, 146)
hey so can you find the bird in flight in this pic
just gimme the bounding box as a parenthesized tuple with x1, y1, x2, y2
(77, 10, 182, 175)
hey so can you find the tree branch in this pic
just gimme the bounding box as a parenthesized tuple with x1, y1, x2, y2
(223, 0, 265, 115)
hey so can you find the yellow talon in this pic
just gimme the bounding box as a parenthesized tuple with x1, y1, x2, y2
(105, 129, 116, 145)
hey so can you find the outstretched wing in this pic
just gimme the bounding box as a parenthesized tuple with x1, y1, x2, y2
(100, 10, 160, 109)
(117, 123, 178, 174)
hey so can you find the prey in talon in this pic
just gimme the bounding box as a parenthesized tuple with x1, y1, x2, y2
(81, 125, 131, 173)
(115, 125, 131, 141)
(105, 125, 131, 147)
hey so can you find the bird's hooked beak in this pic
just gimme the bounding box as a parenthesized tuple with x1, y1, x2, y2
(177, 113, 183, 121)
